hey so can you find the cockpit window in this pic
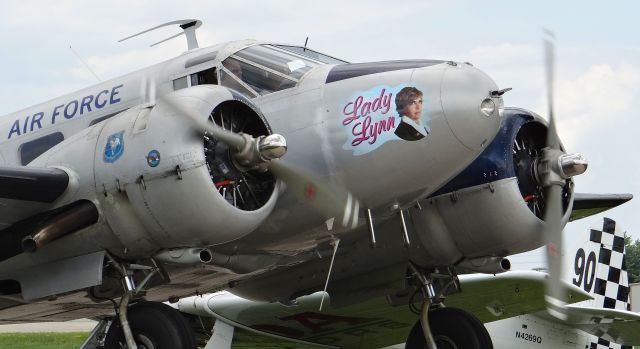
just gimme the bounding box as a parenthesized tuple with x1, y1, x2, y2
(234, 45, 320, 80)
(222, 57, 297, 96)
(219, 68, 258, 97)
(220, 45, 321, 97)
(275, 45, 348, 65)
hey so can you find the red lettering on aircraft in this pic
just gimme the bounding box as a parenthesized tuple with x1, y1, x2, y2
(279, 312, 371, 334)
(251, 324, 305, 338)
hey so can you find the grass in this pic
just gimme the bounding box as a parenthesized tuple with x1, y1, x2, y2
(0, 332, 88, 349)
(2, 332, 636, 349)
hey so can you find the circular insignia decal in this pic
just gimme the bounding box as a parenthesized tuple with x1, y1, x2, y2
(146, 150, 161, 167)
(104, 131, 124, 163)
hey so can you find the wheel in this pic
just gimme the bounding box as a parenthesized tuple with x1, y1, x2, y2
(405, 307, 493, 349)
(103, 301, 196, 349)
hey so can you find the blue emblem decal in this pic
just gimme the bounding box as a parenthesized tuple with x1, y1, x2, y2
(146, 150, 161, 167)
(104, 131, 124, 163)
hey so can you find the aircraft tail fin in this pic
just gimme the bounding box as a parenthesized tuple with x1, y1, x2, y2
(573, 217, 633, 349)
(586, 217, 630, 311)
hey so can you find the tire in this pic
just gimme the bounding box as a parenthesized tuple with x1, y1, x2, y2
(103, 301, 196, 349)
(405, 307, 493, 349)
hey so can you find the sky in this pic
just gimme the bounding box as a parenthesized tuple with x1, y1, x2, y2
(0, 0, 638, 271)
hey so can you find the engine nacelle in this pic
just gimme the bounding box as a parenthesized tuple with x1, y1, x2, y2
(36, 86, 279, 255)
(411, 107, 573, 265)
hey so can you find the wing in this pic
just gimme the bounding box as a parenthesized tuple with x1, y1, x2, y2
(0, 166, 69, 229)
(176, 271, 590, 349)
(570, 193, 633, 221)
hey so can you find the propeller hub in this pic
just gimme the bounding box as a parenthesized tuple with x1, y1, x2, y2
(558, 153, 588, 178)
(258, 134, 287, 161)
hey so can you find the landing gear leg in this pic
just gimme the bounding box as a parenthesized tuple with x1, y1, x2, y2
(101, 253, 197, 349)
(405, 264, 493, 349)
(107, 253, 151, 349)
(420, 301, 438, 349)
(118, 290, 137, 349)
(410, 263, 441, 349)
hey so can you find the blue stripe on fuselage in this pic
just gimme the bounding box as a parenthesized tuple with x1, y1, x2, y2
(430, 109, 535, 197)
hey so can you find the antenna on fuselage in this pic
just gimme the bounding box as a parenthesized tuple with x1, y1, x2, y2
(118, 19, 202, 50)
(69, 45, 101, 82)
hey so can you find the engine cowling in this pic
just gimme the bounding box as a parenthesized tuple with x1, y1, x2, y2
(410, 107, 573, 265)
(38, 86, 279, 255)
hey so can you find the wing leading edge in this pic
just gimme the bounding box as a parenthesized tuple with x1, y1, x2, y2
(0, 166, 69, 230)
(570, 193, 633, 221)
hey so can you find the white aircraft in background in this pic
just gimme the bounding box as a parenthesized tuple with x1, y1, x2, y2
(172, 217, 639, 349)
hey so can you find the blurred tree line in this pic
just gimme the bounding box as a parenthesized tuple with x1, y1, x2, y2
(626, 236, 640, 283)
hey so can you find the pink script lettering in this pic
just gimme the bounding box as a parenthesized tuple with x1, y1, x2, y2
(351, 115, 396, 146)
(342, 89, 392, 126)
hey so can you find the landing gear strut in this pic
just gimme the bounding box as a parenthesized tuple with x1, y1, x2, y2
(405, 264, 493, 349)
(81, 254, 196, 349)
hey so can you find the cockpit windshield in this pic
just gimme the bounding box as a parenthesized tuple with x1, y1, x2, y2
(275, 45, 348, 65)
(220, 45, 322, 97)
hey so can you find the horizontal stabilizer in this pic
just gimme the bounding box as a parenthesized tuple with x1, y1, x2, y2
(542, 305, 640, 345)
(446, 271, 592, 323)
(570, 193, 633, 221)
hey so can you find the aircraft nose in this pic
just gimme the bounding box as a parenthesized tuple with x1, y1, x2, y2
(439, 63, 502, 150)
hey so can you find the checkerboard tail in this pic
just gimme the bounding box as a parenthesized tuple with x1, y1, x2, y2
(588, 218, 632, 349)
(589, 217, 630, 311)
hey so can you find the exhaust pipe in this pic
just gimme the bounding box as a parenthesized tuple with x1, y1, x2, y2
(154, 248, 213, 265)
(22, 200, 99, 252)
(457, 257, 511, 274)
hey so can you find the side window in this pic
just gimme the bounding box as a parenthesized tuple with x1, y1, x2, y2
(174, 67, 218, 91)
(190, 67, 217, 86)
(19, 132, 65, 165)
(173, 76, 188, 90)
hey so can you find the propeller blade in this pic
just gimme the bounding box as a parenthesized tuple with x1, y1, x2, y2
(163, 93, 360, 228)
(163, 95, 247, 150)
(543, 184, 567, 319)
(543, 31, 561, 151)
(542, 31, 568, 320)
(270, 161, 360, 229)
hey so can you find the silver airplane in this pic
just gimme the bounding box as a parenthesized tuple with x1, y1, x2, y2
(0, 20, 631, 348)
(173, 217, 639, 348)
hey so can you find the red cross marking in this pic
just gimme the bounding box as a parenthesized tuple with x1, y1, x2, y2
(304, 183, 316, 201)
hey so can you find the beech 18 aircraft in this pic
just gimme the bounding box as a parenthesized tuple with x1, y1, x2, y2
(0, 19, 632, 349)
